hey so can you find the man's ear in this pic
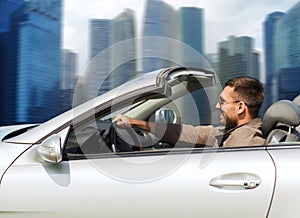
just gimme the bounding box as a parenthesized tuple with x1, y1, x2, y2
(237, 101, 247, 114)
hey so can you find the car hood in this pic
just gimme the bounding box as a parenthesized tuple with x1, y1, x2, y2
(0, 124, 37, 142)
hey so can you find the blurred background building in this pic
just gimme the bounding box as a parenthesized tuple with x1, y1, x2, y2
(84, 9, 137, 102)
(218, 36, 260, 87)
(61, 49, 78, 112)
(142, 0, 176, 73)
(87, 19, 112, 98)
(111, 9, 137, 89)
(273, 2, 300, 101)
(0, 0, 63, 125)
(263, 2, 300, 113)
(0, 0, 23, 32)
(263, 11, 285, 110)
(177, 7, 204, 66)
(176, 7, 216, 125)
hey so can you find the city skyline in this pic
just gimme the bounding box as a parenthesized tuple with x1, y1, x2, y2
(63, 0, 300, 75)
(1, 0, 300, 125)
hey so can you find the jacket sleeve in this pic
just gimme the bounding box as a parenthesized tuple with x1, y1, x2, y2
(154, 123, 216, 147)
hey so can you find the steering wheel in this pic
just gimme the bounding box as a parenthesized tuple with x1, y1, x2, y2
(113, 122, 158, 151)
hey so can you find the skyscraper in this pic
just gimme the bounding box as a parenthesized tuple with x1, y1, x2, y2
(273, 2, 300, 101)
(218, 36, 260, 87)
(87, 11, 137, 100)
(90, 19, 112, 60)
(0, 0, 24, 123)
(274, 3, 300, 73)
(87, 19, 112, 98)
(111, 9, 137, 88)
(61, 49, 77, 90)
(61, 49, 78, 112)
(0, 0, 63, 125)
(142, 0, 176, 72)
(178, 7, 204, 60)
(277, 66, 300, 100)
(0, 0, 24, 32)
(177, 6, 214, 125)
(263, 12, 285, 108)
(264, 12, 285, 83)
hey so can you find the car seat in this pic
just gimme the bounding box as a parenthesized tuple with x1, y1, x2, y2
(293, 94, 300, 106)
(262, 100, 300, 144)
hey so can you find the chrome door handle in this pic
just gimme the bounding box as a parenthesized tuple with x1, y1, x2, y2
(209, 173, 261, 190)
(210, 179, 260, 189)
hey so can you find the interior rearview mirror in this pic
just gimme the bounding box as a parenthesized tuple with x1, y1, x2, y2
(155, 109, 176, 124)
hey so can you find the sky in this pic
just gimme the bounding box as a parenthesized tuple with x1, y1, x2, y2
(63, 0, 300, 74)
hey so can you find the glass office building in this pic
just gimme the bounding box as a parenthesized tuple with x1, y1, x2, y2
(90, 19, 112, 60)
(87, 19, 112, 98)
(0, 31, 17, 123)
(87, 11, 136, 100)
(0, 0, 24, 124)
(0, 0, 63, 125)
(0, 0, 24, 32)
(218, 36, 260, 87)
(277, 67, 300, 100)
(177, 7, 216, 125)
(264, 12, 285, 83)
(274, 2, 300, 72)
(61, 49, 77, 90)
(263, 11, 285, 108)
(111, 9, 137, 88)
(142, 0, 176, 73)
(178, 7, 204, 59)
(61, 49, 78, 112)
(273, 2, 300, 101)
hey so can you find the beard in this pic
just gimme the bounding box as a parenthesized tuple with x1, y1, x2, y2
(224, 117, 238, 131)
(220, 111, 238, 131)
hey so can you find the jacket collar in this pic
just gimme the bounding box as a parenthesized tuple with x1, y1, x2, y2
(216, 117, 262, 147)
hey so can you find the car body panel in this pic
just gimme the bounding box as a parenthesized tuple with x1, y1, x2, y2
(267, 146, 300, 218)
(0, 124, 36, 141)
(0, 125, 36, 181)
(0, 142, 32, 184)
(0, 146, 275, 218)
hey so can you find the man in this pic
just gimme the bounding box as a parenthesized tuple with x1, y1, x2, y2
(114, 76, 265, 148)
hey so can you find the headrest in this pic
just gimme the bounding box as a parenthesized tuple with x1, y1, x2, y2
(262, 100, 300, 136)
(293, 95, 300, 107)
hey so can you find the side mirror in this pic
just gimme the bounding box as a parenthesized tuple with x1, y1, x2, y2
(155, 109, 176, 124)
(37, 134, 62, 164)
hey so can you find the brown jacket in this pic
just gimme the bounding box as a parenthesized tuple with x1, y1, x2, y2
(155, 118, 264, 148)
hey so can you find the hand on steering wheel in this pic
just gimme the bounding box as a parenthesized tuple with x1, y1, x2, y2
(112, 121, 143, 151)
(113, 114, 158, 151)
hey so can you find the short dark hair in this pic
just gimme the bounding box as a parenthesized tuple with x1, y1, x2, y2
(225, 76, 264, 118)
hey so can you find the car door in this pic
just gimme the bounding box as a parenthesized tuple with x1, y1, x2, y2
(0, 143, 275, 218)
(266, 145, 300, 218)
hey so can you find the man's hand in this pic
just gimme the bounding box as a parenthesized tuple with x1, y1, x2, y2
(113, 114, 132, 128)
(113, 114, 152, 133)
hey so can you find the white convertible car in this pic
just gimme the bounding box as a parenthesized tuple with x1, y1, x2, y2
(0, 67, 300, 218)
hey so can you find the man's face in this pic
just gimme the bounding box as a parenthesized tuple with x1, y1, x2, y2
(216, 86, 239, 130)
